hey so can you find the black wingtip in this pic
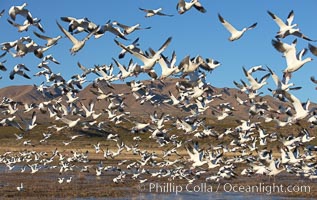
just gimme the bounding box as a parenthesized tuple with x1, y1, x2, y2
(266, 66, 273, 74)
(310, 76, 317, 83)
(251, 22, 257, 28)
(308, 43, 317, 56)
(267, 10, 275, 18)
(242, 66, 247, 74)
(271, 39, 278, 46)
(118, 53, 124, 59)
(218, 13, 225, 23)
(288, 10, 294, 18)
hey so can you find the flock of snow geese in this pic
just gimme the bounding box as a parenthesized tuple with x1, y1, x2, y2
(1, 1, 317, 194)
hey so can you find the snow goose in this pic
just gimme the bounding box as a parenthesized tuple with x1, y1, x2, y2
(112, 58, 134, 79)
(139, 7, 173, 17)
(60, 17, 98, 34)
(58, 178, 64, 184)
(8, 17, 44, 33)
(11, 38, 40, 57)
(272, 39, 313, 78)
(79, 100, 94, 118)
(206, 151, 222, 169)
(233, 79, 249, 93)
(9, 63, 30, 80)
(60, 117, 81, 128)
(271, 116, 292, 127)
(198, 57, 221, 72)
(176, 118, 199, 133)
(77, 61, 99, 77)
(255, 124, 269, 139)
(33, 31, 62, 47)
(7, 18, 31, 32)
(177, 0, 207, 14)
(131, 121, 151, 133)
(242, 66, 270, 91)
(114, 37, 172, 73)
(178, 55, 204, 76)
(217, 164, 237, 179)
(14, 133, 24, 140)
(29, 163, 40, 174)
(218, 13, 257, 41)
(185, 143, 207, 168)
(69, 134, 84, 141)
(0, 39, 19, 51)
(17, 182, 24, 192)
(126, 80, 146, 93)
(158, 51, 178, 79)
(65, 91, 78, 104)
(234, 94, 248, 106)
(90, 87, 113, 101)
(20, 111, 37, 131)
(56, 21, 98, 55)
(66, 177, 73, 183)
(117, 38, 141, 59)
(213, 108, 233, 121)
(267, 66, 301, 100)
(9, 3, 33, 23)
(3, 103, 20, 116)
(267, 10, 315, 41)
(43, 54, 60, 64)
(190, 85, 210, 99)
(299, 129, 315, 143)
(112, 21, 151, 35)
(93, 142, 101, 153)
(32, 43, 54, 59)
(283, 91, 315, 122)
(247, 65, 266, 74)
(250, 163, 269, 175)
(94, 20, 127, 40)
(164, 91, 181, 106)
(268, 159, 285, 182)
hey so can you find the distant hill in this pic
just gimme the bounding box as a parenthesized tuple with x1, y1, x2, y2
(0, 85, 47, 103)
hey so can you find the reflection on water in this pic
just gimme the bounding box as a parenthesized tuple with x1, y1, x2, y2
(1, 164, 314, 200)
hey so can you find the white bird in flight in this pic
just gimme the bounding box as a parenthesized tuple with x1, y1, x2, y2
(272, 39, 313, 78)
(56, 21, 98, 55)
(139, 7, 173, 17)
(33, 31, 62, 47)
(115, 37, 172, 76)
(218, 13, 257, 41)
(267, 10, 315, 41)
(9, 3, 33, 24)
(176, 0, 207, 14)
(9, 63, 31, 80)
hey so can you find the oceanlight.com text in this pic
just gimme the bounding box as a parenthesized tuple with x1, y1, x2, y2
(223, 183, 311, 195)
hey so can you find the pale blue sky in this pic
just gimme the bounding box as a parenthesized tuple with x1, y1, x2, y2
(0, 0, 316, 101)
